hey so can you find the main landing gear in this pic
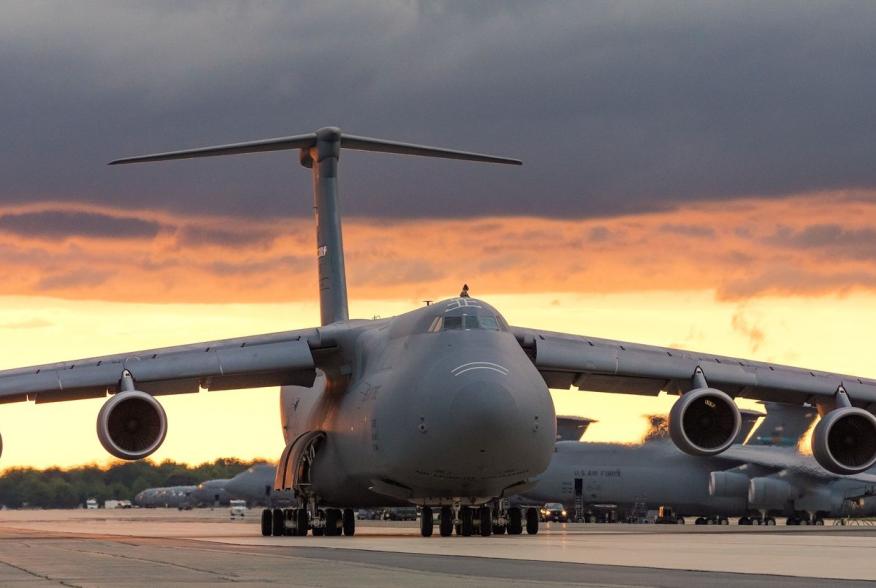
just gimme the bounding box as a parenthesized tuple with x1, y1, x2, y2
(419, 503, 540, 537)
(260, 506, 356, 537)
(786, 512, 824, 526)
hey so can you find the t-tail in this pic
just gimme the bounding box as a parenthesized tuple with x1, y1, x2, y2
(110, 126, 521, 325)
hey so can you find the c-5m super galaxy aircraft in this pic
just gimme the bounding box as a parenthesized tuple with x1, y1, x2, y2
(526, 404, 876, 526)
(1, 127, 876, 539)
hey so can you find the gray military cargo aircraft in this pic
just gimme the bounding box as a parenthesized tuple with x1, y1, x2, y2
(133, 485, 196, 509)
(191, 478, 232, 507)
(223, 463, 277, 506)
(2, 126, 876, 538)
(524, 405, 876, 525)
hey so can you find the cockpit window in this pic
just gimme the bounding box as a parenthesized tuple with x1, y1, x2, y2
(430, 314, 501, 331)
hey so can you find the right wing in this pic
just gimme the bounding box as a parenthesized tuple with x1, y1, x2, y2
(0, 326, 333, 405)
(511, 326, 876, 409)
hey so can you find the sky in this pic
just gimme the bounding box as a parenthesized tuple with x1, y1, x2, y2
(1, 1, 876, 469)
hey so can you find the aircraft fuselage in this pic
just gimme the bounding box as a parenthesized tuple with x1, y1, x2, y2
(280, 298, 557, 507)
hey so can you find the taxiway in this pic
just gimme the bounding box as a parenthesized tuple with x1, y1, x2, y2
(1, 509, 875, 586)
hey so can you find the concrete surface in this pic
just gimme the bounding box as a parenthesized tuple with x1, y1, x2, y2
(0, 508, 874, 587)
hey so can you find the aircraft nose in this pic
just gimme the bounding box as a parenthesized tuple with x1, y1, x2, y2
(448, 377, 520, 449)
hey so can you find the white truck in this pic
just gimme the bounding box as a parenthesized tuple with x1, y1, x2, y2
(229, 499, 247, 519)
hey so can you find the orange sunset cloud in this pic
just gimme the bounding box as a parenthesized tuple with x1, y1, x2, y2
(0, 192, 873, 304)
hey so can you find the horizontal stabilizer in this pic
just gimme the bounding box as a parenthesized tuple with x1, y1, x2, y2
(109, 133, 318, 165)
(340, 134, 521, 165)
(109, 127, 521, 166)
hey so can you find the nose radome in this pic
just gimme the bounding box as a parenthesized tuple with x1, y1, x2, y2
(448, 377, 520, 448)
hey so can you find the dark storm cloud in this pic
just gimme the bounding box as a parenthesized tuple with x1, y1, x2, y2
(0, 210, 162, 240)
(766, 224, 876, 261)
(1, 1, 875, 220)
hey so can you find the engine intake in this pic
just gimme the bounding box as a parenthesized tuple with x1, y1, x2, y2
(669, 387, 741, 456)
(97, 391, 167, 460)
(811, 407, 876, 475)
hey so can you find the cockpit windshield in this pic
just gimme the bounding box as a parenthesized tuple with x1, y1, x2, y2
(429, 314, 501, 332)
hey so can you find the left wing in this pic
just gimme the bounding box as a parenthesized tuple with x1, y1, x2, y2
(511, 326, 876, 409)
(0, 327, 327, 405)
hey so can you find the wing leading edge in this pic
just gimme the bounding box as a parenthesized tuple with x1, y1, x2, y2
(512, 326, 876, 410)
(0, 327, 326, 405)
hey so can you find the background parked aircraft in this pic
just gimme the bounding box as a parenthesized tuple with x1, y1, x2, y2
(524, 404, 876, 525)
(133, 485, 196, 509)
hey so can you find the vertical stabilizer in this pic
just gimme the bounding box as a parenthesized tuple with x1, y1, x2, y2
(110, 126, 521, 326)
(302, 128, 349, 325)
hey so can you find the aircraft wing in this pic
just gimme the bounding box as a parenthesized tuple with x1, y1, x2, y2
(511, 326, 876, 410)
(0, 327, 328, 404)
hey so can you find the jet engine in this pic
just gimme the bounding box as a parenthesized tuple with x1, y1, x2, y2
(748, 476, 793, 509)
(669, 387, 741, 456)
(811, 407, 876, 475)
(96, 390, 167, 460)
(709, 470, 749, 498)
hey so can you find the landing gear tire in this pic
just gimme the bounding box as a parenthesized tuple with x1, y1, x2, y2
(420, 506, 433, 537)
(695, 517, 705, 525)
(297, 507, 309, 536)
(764, 517, 776, 526)
(325, 508, 341, 536)
(508, 507, 523, 535)
(739, 517, 751, 525)
(343, 508, 356, 536)
(814, 518, 825, 526)
(271, 508, 284, 537)
(460, 507, 473, 536)
(439, 507, 454, 537)
(526, 507, 539, 535)
(675, 516, 685, 525)
(493, 523, 506, 535)
(261, 509, 272, 536)
(719, 517, 729, 525)
(479, 506, 492, 537)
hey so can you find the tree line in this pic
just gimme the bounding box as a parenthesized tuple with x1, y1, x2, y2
(0, 458, 262, 509)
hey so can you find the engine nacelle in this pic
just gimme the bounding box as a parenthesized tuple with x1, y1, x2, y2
(748, 476, 793, 509)
(96, 390, 167, 460)
(709, 470, 749, 498)
(669, 387, 741, 456)
(811, 407, 876, 475)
